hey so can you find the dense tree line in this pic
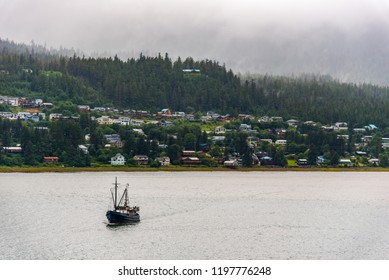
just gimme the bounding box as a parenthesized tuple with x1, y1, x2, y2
(3, 38, 389, 127)
(250, 74, 389, 127)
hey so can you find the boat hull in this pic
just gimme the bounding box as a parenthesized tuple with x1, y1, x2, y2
(106, 210, 140, 224)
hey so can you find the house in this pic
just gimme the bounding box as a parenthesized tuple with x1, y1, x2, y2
(173, 112, 186, 118)
(158, 144, 168, 149)
(156, 156, 170, 166)
(130, 119, 145, 126)
(287, 119, 299, 127)
(116, 117, 130, 125)
(238, 114, 255, 121)
(201, 116, 212, 122)
(214, 126, 226, 134)
(362, 136, 372, 142)
(104, 134, 121, 143)
(260, 139, 273, 144)
(186, 114, 195, 121)
(2, 147, 22, 153)
(316, 156, 327, 166)
(92, 107, 106, 112)
(276, 129, 286, 137)
(211, 136, 226, 143)
(256, 151, 268, 159)
(339, 159, 353, 167)
(78, 145, 89, 154)
(334, 122, 348, 131)
(104, 134, 122, 147)
(365, 124, 378, 131)
(133, 129, 145, 136)
(239, 124, 252, 131)
(368, 158, 380, 165)
(275, 140, 287, 145)
(49, 113, 63, 121)
(182, 69, 201, 75)
(111, 153, 126, 165)
(78, 105, 90, 111)
(182, 150, 196, 157)
(247, 137, 260, 146)
(271, 117, 284, 122)
(337, 135, 349, 140)
(355, 151, 367, 157)
(34, 99, 43, 105)
(181, 157, 201, 164)
(224, 159, 239, 168)
(159, 108, 171, 116)
(41, 102, 54, 108)
(304, 121, 317, 126)
(158, 120, 174, 127)
(30, 114, 40, 122)
(261, 156, 273, 165)
(43, 156, 59, 164)
(207, 111, 220, 120)
(96, 116, 114, 125)
(382, 138, 389, 149)
(17, 112, 32, 120)
(239, 124, 256, 134)
(321, 125, 334, 132)
(258, 116, 272, 123)
(133, 155, 149, 165)
(6, 97, 18, 106)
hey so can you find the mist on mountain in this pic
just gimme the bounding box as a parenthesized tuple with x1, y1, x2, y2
(2, 0, 389, 85)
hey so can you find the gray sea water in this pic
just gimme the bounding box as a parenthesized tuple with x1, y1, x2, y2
(0, 171, 388, 260)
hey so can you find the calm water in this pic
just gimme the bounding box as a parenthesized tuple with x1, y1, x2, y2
(0, 171, 389, 260)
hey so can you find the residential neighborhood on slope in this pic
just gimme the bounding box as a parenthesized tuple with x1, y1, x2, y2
(0, 94, 387, 168)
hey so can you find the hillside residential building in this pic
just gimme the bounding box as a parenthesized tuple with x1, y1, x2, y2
(133, 155, 149, 165)
(156, 156, 170, 166)
(110, 153, 126, 165)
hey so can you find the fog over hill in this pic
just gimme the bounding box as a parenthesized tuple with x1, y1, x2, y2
(1, 0, 389, 85)
(231, 22, 389, 85)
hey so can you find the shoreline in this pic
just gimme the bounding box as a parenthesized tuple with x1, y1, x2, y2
(1, 166, 389, 173)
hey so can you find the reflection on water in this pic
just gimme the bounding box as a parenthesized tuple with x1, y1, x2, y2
(1, 171, 389, 260)
(106, 222, 140, 229)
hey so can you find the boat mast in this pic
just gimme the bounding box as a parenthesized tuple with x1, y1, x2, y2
(124, 184, 129, 207)
(114, 177, 118, 208)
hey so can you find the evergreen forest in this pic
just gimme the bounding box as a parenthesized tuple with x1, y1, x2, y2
(2, 38, 389, 127)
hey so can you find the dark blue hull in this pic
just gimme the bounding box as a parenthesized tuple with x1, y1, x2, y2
(106, 210, 140, 224)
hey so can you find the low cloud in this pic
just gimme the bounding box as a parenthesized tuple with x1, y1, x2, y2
(2, 0, 389, 84)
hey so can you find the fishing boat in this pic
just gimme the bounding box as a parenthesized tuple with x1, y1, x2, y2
(106, 178, 140, 224)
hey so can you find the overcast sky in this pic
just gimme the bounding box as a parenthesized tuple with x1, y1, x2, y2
(1, 0, 389, 80)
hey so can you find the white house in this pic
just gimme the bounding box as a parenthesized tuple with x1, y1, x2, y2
(156, 156, 170, 166)
(110, 153, 126, 165)
(334, 122, 348, 131)
(275, 140, 287, 145)
(258, 116, 272, 123)
(224, 159, 239, 168)
(78, 145, 89, 155)
(339, 159, 352, 167)
(287, 119, 299, 127)
(214, 126, 226, 134)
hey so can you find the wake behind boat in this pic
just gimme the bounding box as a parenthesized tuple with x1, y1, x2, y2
(106, 178, 140, 224)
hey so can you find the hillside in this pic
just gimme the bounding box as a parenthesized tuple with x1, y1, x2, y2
(2, 38, 389, 127)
